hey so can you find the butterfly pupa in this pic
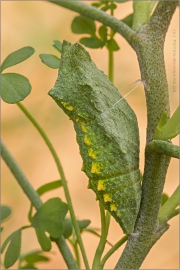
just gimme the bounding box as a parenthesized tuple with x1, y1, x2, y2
(49, 40, 141, 234)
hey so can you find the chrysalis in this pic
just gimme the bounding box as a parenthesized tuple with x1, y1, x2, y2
(49, 40, 141, 234)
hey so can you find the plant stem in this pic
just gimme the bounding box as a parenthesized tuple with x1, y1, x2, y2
(108, 3, 114, 83)
(159, 185, 180, 225)
(108, 49, 114, 83)
(132, 1, 151, 31)
(48, 0, 135, 46)
(17, 102, 89, 269)
(100, 235, 128, 269)
(54, 236, 79, 269)
(115, 1, 178, 268)
(147, 140, 180, 159)
(1, 140, 42, 210)
(92, 203, 108, 269)
(1, 140, 79, 269)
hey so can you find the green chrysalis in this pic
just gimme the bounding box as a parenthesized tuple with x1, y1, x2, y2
(49, 40, 141, 234)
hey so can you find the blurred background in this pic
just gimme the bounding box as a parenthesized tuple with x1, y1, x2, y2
(1, 1, 179, 269)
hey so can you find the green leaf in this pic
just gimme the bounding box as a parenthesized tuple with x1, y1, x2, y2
(101, 3, 117, 11)
(28, 180, 62, 222)
(53, 40, 62, 53)
(91, 2, 103, 8)
(1, 46, 35, 73)
(34, 229, 52, 251)
(63, 219, 73, 239)
(39, 54, 60, 69)
(114, 0, 130, 3)
(24, 252, 49, 264)
(1, 229, 22, 268)
(122, 13, 134, 28)
(106, 38, 120, 51)
(19, 264, 37, 269)
(79, 36, 103, 49)
(77, 219, 91, 229)
(154, 107, 180, 140)
(98, 25, 108, 41)
(71, 16, 96, 35)
(1, 73, 31, 103)
(32, 198, 68, 251)
(1, 205, 12, 222)
(161, 193, 169, 206)
(36, 180, 62, 196)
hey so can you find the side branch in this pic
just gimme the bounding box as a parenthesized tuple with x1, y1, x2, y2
(47, 0, 135, 45)
(147, 140, 180, 159)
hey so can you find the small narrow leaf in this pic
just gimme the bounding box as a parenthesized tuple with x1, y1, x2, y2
(71, 16, 96, 35)
(1, 73, 31, 103)
(114, 0, 130, 3)
(154, 111, 168, 139)
(39, 54, 60, 69)
(3, 229, 22, 268)
(91, 2, 103, 8)
(34, 229, 51, 251)
(1, 46, 35, 72)
(79, 36, 103, 49)
(25, 253, 49, 264)
(161, 193, 169, 206)
(1, 205, 12, 222)
(53, 40, 62, 53)
(77, 219, 91, 229)
(19, 265, 37, 269)
(101, 3, 117, 11)
(154, 107, 180, 140)
(106, 38, 120, 51)
(36, 180, 62, 196)
(122, 13, 134, 28)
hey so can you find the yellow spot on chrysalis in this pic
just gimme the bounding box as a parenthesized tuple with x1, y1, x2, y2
(103, 193, 112, 202)
(97, 180, 105, 191)
(91, 162, 101, 174)
(81, 123, 88, 133)
(88, 148, 97, 159)
(116, 212, 121, 217)
(75, 118, 80, 122)
(61, 101, 74, 111)
(110, 204, 117, 211)
(84, 136, 91, 146)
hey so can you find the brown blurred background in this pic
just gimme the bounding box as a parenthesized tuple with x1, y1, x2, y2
(1, 1, 179, 269)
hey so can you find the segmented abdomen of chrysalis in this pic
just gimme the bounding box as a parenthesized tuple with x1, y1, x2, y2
(49, 40, 141, 234)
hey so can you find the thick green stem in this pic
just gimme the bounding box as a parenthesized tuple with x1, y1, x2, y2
(133, 1, 151, 31)
(1, 140, 79, 269)
(92, 203, 108, 269)
(147, 140, 180, 159)
(115, 1, 178, 269)
(17, 102, 89, 269)
(1, 140, 42, 210)
(47, 0, 135, 45)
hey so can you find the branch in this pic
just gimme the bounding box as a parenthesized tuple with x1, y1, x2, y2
(47, 0, 135, 45)
(115, 1, 178, 269)
(147, 140, 180, 159)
